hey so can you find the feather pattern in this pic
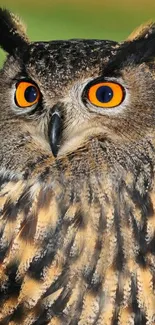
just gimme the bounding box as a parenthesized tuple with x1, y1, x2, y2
(0, 138, 154, 324)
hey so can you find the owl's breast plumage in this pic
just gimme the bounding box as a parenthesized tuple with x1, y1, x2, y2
(0, 138, 155, 324)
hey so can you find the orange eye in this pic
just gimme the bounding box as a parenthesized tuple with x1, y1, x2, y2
(15, 81, 40, 108)
(87, 82, 125, 108)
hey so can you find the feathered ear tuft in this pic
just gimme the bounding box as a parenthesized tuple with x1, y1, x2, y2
(127, 21, 155, 41)
(0, 8, 29, 55)
(102, 21, 155, 75)
(124, 21, 155, 64)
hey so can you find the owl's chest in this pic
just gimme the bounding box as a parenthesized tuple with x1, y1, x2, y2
(0, 166, 155, 324)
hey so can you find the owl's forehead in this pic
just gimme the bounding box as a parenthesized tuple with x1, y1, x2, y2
(24, 39, 117, 85)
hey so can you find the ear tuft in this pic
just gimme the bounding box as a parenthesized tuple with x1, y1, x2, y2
(0, 8, 29, 55)
(102, 20, 155, 75)
(127, 21, 155, 41)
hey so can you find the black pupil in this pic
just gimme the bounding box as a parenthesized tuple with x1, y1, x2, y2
(24, 86, 38, 103)
(96, 85, 113, 103)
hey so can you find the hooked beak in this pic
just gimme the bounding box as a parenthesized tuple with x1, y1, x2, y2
(48, 105, 63, 157)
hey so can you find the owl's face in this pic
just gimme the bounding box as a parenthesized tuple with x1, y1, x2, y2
(1, 10, 155, 175)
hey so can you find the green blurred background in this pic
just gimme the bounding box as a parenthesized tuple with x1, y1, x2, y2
(0, 0, 155, 64)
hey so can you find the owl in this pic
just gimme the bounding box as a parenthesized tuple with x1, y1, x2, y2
(0, 7, 155, 325)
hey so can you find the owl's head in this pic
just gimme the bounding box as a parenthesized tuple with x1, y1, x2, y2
(1, 9, 155, 174)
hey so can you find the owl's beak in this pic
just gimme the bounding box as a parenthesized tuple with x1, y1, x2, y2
(48, 107, 63, 157)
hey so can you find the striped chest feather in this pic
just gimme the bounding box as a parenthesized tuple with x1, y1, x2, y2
(0, 140, 155, 325)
